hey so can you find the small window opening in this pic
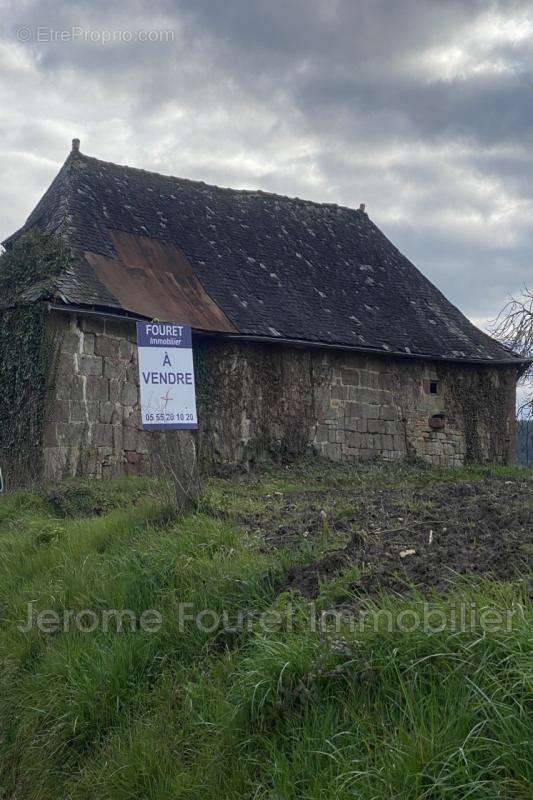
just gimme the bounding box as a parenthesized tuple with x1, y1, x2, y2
(429, 381, 439, 395)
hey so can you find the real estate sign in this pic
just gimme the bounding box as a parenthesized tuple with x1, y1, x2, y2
(136, 321, 198, 430)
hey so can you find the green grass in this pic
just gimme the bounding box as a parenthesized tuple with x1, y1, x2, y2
(0, 464, 531, 799)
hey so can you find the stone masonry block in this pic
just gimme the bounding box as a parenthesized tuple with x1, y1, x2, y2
(385, 420, 402, 435)
(345, 430, 362, 448)
(315, 424, 329, 443)
(345, 401, 363, 417)
(86, 376, 109, 402)
(105, 319, 136, 340)
(367, 418, 385, 434)
(121, 382, 138, 406)
(119, 339, 134, 361)
(380, 405, 398, 421)
(123, 427, 138, 450)
(135, 431, 150, 455)
(359, 370, 380, 389)
(343, 387, 358, 403)
(113, 425, 123, 451)
(57, 351, 75, 374)
(357, 448, 375, 461)
(342, 446, 360, 458)
(56, 422, 86, 444)
(98, 445, 113, 460)
(372, 434, 383, 450)
(360, 403, 380, 419)
(49, 399, 70, 423)
(78, 354, 103, 377)
(126, 363, 138, 382)
(61, 332, 81, 355)
(56, 374, 84, 402)
(80, 316, 105, 335)
(382, 434, 394, 450)
(360, 433, 374, 449)
(324, 442, 342, 461)
(92, 423, 113, 448)
(353, 387, 382, 405)
(108, 379, 122, 403)
(43, 447, 67, 479)
(393, 434, 406, 451)
(94, 336, 119, 358)
(123, 406, 141, 428)
(104, 359, 127, 380)
(99, 401, 117, 424)
(379, 373, 395, 391)
(43, 422, 58, 447)
(70, 401, 98, 423)
(82, 333, 95, 354)
(341, 368, 359, 386)
(323, 404, 341, 420)
(331, 385, 349, 401)
(425, 440, 441, 456)
(378, 389, 394, 405)
(80, 447, 99, 476)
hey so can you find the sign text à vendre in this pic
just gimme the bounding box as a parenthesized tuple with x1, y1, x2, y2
(136, 321, 198, 430)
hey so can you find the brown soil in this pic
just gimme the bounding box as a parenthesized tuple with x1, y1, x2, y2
(253, 477, 533, 598)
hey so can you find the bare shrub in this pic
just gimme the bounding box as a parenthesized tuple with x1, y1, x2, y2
(492, 288, 533, 418)
(149, 431, 202, 513)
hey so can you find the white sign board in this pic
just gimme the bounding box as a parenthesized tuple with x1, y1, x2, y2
(136, 321, 198, 430)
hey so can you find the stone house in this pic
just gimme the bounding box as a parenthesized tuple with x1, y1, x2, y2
(0, 140, 528, 485)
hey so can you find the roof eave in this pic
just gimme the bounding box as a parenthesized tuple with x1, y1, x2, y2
(46, 301, 530, 368)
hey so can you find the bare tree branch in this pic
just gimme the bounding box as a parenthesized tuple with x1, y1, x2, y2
(491, 287, 533, 418)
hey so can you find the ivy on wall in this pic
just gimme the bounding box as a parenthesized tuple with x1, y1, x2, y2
(193, 337, 316, 470)
(0, 229, 70, 489)
(439, 363, 515, 465)
(0, 228, 71, 305)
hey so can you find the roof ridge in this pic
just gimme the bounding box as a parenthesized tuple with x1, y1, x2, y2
(71, 150, 368, 215)
(53, 155, 76, 241)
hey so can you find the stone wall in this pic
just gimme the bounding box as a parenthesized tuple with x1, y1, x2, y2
(43, 313, 195, 481)
(195, 337, 516, 468)
(42, 311, 517, 482)
(310, 351, 517, 466)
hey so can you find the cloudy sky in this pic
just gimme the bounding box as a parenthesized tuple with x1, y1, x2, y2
(1, 0, 532, 333)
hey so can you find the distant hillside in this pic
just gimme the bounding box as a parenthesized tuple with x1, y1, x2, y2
(516, 420, 533, 466)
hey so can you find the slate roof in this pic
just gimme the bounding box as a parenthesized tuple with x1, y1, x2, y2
(2, 144, 524, 365)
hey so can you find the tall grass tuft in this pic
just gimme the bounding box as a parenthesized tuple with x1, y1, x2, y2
(0, 471, 530, 799)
